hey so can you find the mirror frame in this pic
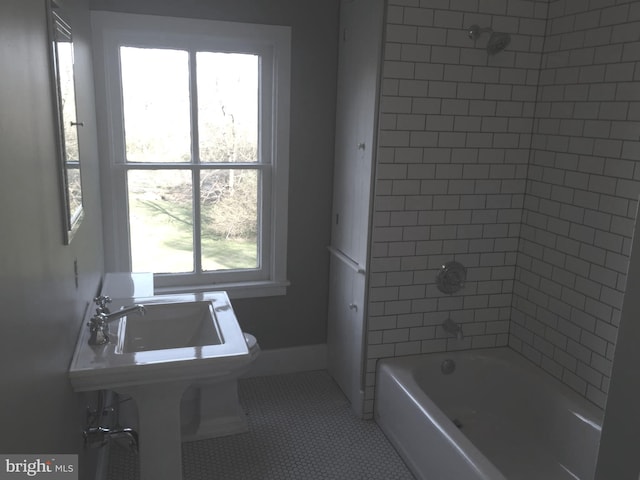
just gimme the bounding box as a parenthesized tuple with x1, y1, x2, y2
(47, 0, 84, 244)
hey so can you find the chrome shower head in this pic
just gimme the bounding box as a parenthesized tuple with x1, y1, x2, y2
(486, 31, 511, 55)
(466, 24, 511, 55)
(467, 24, 493, 41)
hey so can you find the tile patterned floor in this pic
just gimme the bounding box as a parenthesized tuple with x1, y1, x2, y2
(107, 370, 415, 479)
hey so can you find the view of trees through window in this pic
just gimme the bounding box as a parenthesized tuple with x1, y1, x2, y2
(120, 47, 260, 274)
(57, 37, 83, 219)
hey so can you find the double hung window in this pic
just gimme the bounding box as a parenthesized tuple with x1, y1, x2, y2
(92, 12, 290, 296)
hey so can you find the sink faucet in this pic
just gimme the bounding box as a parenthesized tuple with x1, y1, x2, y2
(87, 304, 146, 346)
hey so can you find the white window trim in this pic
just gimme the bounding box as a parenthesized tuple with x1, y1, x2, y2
(91, 11, 290, 298)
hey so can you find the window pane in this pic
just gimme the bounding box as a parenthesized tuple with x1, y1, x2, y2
(201, 169, 259, 271)
(128, 170, 194, 273)
(197, 52, 259, 163)
(120, 47, 191, 163)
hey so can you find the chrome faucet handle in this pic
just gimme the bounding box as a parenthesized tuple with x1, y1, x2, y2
(94, 295, 112, 308)
(94, 295, 112, 314)
(436, 261, 467, 294)
(87, 313, 110, 346)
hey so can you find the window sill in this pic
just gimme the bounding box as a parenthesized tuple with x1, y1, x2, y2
(153, 280, 290, 299)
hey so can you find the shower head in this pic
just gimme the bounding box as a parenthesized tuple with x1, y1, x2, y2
(486, 31, 511, 55)
(467, 24, 493, 41)
(466, 24, 511, 55)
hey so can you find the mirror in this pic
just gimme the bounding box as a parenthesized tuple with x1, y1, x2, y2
(48, 0, 84, 244)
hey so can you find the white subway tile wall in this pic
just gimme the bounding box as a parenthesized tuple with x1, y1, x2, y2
(363, 0, 640, 416)
(512, 0, 640, 409)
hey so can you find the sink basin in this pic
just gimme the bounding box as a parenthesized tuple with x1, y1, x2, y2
(68, 292, 250, 392)
(115, 301, 222, 354)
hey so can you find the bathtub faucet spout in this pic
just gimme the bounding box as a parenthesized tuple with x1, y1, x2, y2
(442, 318, 463, 341)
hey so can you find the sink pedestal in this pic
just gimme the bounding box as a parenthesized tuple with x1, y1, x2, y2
(119, 383, 188, 480)
(182, 379, 248, 441)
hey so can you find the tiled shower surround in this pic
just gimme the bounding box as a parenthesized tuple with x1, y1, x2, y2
(364, 0, 640, 415)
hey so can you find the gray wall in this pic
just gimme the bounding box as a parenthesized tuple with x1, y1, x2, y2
(89, 0, 340, 349)
(0, 0, 103, 475)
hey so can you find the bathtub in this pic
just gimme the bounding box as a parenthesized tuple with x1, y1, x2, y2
(375, 348, 603, 480)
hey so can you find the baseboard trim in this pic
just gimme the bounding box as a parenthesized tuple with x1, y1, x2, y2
(244, 343, 327, 377)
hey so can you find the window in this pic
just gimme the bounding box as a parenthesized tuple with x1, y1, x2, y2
(92, 12, 290, 297)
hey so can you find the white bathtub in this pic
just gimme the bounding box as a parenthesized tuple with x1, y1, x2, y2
(375, 348, 603, 480)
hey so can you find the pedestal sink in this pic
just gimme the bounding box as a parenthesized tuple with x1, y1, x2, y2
(69, 287, 250, 480)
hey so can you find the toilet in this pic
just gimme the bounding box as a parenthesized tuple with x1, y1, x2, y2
(180, 332, 261, 440)
(243, 332, 261, 362)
